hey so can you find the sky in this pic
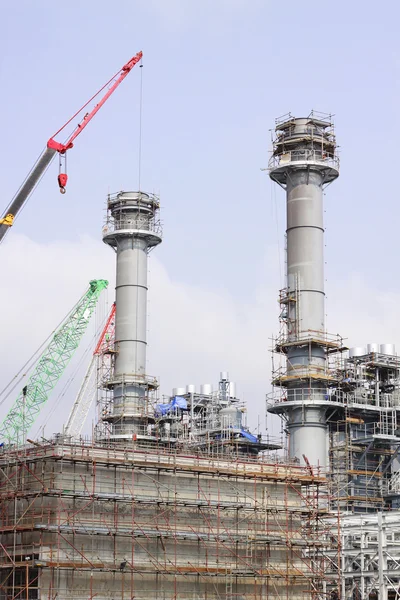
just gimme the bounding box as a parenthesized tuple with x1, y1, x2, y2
(0, 0, 400, 439)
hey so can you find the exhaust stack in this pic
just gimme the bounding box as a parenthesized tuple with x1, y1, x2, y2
(103, 191, 162, 440)
(268, 112, 339, 468)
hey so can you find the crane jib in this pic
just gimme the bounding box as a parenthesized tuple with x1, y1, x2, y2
(0, 50, 142, 242)
(0, 146, 57, 242)
(0, 279, 108, 446)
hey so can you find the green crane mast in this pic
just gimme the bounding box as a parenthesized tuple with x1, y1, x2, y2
(0, 279, 108, 446)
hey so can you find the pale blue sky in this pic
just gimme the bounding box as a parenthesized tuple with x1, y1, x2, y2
(2, 0, 399, 294)
(0, 0, 399, 436)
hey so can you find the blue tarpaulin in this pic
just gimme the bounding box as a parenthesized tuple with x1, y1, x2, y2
(240, 429, 258, 443)
(155, 403, 172, 416)
(155, 396, 187, 417)
(173, 396, 188, 410)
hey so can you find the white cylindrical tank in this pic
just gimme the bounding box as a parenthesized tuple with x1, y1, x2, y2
(220, 371, 229, 381)
(200, 384, 213, 395)
(220, 406, 242, 429)
(186, 384, 196, 394)
(174, 387, 186, 397)
(367, 343, 379, 353)
(380, 344, 396, 356)
(349, 347, 366, 358)
(229, 382, 236, 398)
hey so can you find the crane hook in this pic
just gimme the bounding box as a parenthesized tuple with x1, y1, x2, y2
(58, 173, 68, 194)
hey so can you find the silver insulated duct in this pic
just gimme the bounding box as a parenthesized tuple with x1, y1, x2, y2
(103, 191, 162, 440)
(268, 113, 339, 468)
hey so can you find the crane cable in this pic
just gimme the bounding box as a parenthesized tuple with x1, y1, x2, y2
(33, 306, 108, 439)
(33, 339, 94, 439)
(1, 60, 127, 231)
(51, 64, 125, 141)
(0, 286, 87, 410)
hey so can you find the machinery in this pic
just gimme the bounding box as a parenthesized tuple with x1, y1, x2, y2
(0, 51, 143, 242)
(158, 373, 281, 453)
(64, 303, 116, 439)
(0, 279, 108, 445)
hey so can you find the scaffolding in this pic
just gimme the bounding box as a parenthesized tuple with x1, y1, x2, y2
(0, 440, 338, 600)
(268, 309, 400, 512)
(327, 351, 400, 512)
(329, 406, 398, 513)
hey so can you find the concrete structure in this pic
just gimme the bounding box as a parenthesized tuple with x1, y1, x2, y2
(268, 112, 340, 469)
(0, 440, 335, 600)
(102, 191, 162, 441)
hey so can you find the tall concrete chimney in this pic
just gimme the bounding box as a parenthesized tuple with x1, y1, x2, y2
(103, 191, 162, 440)
(268, 112, 339, 468)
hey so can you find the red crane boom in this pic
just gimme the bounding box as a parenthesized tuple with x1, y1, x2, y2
(0, 51, 142, 242)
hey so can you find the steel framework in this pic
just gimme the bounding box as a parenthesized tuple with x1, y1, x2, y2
(324, 511, 400, 600)
(0, 279, 108, 446)
(65, 303, 116, 439)
(0, 440, 339, 600)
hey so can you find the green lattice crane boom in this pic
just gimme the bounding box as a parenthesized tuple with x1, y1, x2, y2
(0, 279, 108, 446)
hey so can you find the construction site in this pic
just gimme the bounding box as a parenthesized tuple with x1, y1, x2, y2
(0, 440, 335, 600)
(0, 51, 399, 600)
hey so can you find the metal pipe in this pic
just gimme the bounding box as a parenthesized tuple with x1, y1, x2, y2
(114, 236, 148, 378)
(190, 392, 194, 439)
(378, 513, 387, 600)
(376, 368, 380, 407)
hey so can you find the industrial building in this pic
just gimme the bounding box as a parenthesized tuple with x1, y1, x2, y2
(267, 111, 400, 600)
(0, 183, 338, 599)
(266, 111, 400, 512)
(2, 109, 400, 600)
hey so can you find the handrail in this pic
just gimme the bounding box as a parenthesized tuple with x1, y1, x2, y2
(269, 149, 339, 171)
